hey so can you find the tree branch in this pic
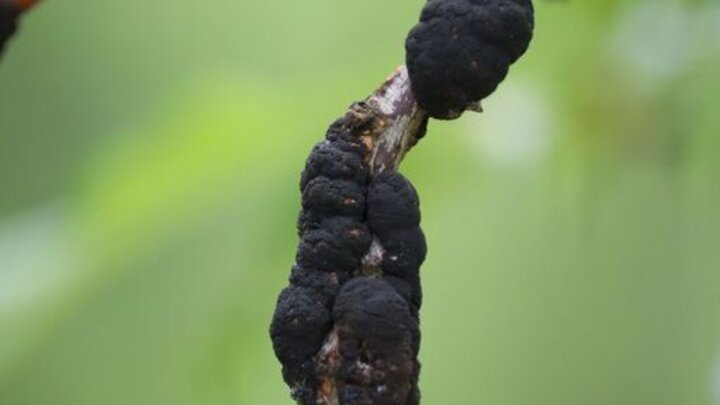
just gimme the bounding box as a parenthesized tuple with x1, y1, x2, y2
(313, 66, 429, 405)
(272, 1, 534, 402)
(360, 66, 429, 174)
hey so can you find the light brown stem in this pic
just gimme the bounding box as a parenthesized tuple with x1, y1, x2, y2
(359, 66, 429, 174)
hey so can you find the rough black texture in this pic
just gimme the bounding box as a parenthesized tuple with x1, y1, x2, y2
(303, 176, 366, 220)
(332, 278, 419, 405)
(271, 286, 332, 387)
(0, 3, 20, 55)
(289, 265, 345, 309)
(384, 275, 422, 318)
(271, 115, 426, 404)
(368, 172, 426, 286)
(300, 136, 369, 192)
(273, 119, 374, 402)
(296, 217, 372, 273)
(379, 228, 427, 279)
(367, 172, 421, 235)
(368, 174, 425, 404)
(406, 0, 535, 119)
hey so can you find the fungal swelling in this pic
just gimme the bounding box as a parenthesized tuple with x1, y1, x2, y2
(406, 0, 535, 119)
(272, 109, 425, 404)
(271, 0, 534, 403)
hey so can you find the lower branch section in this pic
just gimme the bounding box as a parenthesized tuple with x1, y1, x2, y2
(316, 278, 419, 405)
(271, 68, 428, 404)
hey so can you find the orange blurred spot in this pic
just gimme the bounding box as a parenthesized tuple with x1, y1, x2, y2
(12, 0, 39, 12)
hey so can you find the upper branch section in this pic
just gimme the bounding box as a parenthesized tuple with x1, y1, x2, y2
(406, 0, 534, 119)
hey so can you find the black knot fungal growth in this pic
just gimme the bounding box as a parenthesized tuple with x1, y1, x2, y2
(273, 118, 374, 404)
(296, 217, 372, 274)
(270, 286, 332, 387)
(406, 0, 535, 119)
(272, 0, 535, 397)
(367, 173, 426, 315)
(367, 172, 421, 234)
(329, 278, 419, 405)
(271, 110, 426, 404)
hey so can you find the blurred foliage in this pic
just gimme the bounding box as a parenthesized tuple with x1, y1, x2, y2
(1, 0, 720, 404)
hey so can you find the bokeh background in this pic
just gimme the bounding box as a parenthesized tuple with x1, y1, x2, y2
(1, 0, 720, 404)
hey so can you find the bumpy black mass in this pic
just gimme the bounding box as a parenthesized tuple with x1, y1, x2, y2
(271, 114, 425, 404)
(406, 0, 535, 119)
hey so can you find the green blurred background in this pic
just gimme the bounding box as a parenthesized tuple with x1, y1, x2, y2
(1, 0, 719, 404)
